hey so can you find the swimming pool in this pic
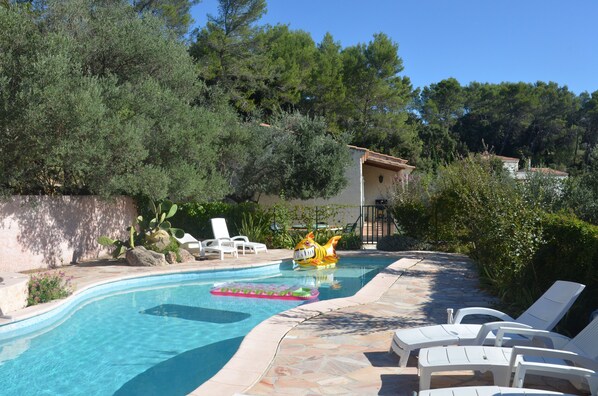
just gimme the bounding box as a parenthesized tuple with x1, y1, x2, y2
(0, 256, 394, 395)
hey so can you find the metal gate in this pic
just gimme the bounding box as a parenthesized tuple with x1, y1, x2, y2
(359, 203, 398, 244)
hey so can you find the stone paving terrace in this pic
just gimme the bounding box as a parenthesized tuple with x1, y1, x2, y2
(242, 252, 581, 396)
(5, 250, 584, 395)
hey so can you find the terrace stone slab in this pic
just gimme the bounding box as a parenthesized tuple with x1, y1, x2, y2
(242, 252, 582, 396)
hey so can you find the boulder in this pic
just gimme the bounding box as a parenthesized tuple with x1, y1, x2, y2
(125, 246, 167, 267)
(179, 248, 196, 262)
(165, 251, 177, 264)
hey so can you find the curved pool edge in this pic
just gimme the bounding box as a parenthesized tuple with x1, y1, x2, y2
(0, 257, 289, 333)
(191, 256, 424, 396)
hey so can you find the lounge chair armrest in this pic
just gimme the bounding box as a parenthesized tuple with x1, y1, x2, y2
(509, 346, 598, 371)
(472, 321, 532, 345)
(513, 360, 598, 393)
(231, 236, 249, 242)
(495, 327, 570, 348)
(452, 307, 514, 324)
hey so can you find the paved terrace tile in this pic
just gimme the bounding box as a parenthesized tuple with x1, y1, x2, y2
(242, 252, 582, 396)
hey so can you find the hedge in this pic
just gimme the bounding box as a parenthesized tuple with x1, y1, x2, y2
(530, 212, 598, 334)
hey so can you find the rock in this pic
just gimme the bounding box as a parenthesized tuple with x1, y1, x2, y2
(125, 246, 167, 267)
(146, 230, 171, 250)
(165, 251, 177, 264)
(179, 248, 196, 262)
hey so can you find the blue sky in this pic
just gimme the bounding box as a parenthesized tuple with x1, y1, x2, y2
(190, 0, 598, 95)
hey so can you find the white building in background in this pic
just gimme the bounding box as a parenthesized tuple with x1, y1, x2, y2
(515, 166, 569, 181)
(258, 145, 415, 225)
(495, 155, 520, 177)
(483, 153, 569, 181)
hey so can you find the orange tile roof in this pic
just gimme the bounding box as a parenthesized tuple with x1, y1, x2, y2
(348, 145, 415, 171)
(528, 167, 569, 176)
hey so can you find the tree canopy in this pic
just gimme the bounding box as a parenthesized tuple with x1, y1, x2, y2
(233, 113, 351, 201)
(3, 0, 598, 204)
(0, 1, 229, 201)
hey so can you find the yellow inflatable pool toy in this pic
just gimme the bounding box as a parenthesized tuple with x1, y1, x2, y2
(293, 232, 341, 270)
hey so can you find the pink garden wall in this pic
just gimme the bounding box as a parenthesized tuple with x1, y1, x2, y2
(0, 196, 137, 272)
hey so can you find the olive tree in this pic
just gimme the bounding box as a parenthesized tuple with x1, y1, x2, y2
(0, 1, 230, 201)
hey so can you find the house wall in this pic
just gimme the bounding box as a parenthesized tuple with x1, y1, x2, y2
(258, 149, 364, 225)
(0, 196, 137, 272)
(362, 165, 403, 206)
(258, 149, 414, 227)
(502, 161, 519, 176)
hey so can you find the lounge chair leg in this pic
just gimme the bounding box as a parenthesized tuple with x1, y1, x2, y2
(419, 367, 432, 390)
(493, 367, 512, 387)
(391, 339, 411, 367)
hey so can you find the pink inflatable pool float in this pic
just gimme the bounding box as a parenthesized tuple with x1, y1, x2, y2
(210, 283, 319, 301)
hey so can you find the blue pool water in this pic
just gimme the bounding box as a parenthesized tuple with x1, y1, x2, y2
(0, 257, 394, 395)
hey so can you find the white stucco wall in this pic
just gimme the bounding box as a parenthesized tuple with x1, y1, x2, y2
(258, 148, 413, 227)
(362, 165, 402, 206)
(258, 149, 364, 225)
(502, 160, 519, 176)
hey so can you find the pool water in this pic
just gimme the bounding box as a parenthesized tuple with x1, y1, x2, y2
(0, 257, 394, 395)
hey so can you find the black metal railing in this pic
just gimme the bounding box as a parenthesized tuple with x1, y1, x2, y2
(359, 204, 398, 244)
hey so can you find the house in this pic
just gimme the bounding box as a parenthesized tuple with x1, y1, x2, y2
(481, 153, 520, 176)
(258, 145, 415, 227)
(515, 166, 569, 181)
(495, 155, 520, 177)
(484, 154, 569, 181)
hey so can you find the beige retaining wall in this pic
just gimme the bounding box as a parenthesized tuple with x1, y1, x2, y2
(0, 196, 137, 272)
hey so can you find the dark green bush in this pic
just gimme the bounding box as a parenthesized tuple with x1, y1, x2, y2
(377, 235, 430, 251)
(390, 156, 544, 297)
(172, 202, 259, 239)
(391, 174, 432, 240)
(388, 156, 597, 334)
(336, 233, 362, 250)
(530, 212, 598, 333)
(237, 211, 271, 244)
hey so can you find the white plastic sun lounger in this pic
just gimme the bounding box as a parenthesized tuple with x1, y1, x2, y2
(418, 386, 575, 395)
(175, 233, 238, 260)
(417, 317, 598, 393)
(390, 280, 585, 367)
(210, 217, 267, 255)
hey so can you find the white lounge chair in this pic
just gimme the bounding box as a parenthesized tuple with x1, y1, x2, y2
(210, 217, 268, 255)
(175, 233, 238, 260)
(418, 386, 575, 395)
(417, 317, 598, 392)
(390, 280, 585, 366)
(419, 348, 598, 395)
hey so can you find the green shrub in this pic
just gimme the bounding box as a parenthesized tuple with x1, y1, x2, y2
(438, 157, 543, 295)
(530, 212, 598, 333)
(391, 173, 432, 239)
(237, 211, 271, 244)
(336, 233, 362, 250)
(28, 271, 73, 306)
(172, 202, 259, 238)
(377, 235, 430, 251)
(389, 156, 597, 334)
(391, 156, 543, 296)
